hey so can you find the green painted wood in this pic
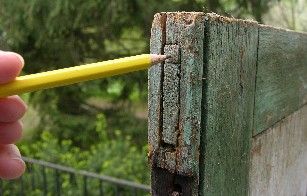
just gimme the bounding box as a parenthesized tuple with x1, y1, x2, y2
(253, 26, 307, 135)
(199, 13, 258, 196)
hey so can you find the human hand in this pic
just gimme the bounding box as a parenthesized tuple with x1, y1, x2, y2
(0, 51, 27, 179)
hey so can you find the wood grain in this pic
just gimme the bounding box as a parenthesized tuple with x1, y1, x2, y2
(250, 104, 307, 196)
(199, 13, 258, 196)
(254, 26, 307, 135)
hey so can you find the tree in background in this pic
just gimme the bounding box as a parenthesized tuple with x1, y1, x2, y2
(206, 0, 271, 22)
(263, 0, 307, 31)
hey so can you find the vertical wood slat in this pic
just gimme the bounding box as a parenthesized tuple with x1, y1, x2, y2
(148, 13, 165, 153)
(176, 13, 204, 177)
(200, 14, 258, 196)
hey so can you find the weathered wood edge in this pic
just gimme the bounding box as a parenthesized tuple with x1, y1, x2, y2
(148, 13, 165, 155)
(253, 24, 307, 135)
(199, 13, 259, 196)
(148, 12, 167, 195)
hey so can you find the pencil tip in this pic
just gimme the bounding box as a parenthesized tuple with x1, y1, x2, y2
(150, 54, 170, 65)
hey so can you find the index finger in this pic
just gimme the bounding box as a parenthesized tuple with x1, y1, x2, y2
(0, 51, 24, 84)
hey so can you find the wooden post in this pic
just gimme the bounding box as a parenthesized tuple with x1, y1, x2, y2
(149, 12, 307, 195)
(149, 12, 204, 195)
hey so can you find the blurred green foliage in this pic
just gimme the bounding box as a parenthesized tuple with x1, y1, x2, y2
(19, 113, 149, 183)
(0, 0, 282, 189)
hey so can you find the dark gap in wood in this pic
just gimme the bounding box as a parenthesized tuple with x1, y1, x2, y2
(157, 13, 167, 147)
(175, 46, 182, 175)
(198, 18, 210, 195)
(161, 14, 167, 51)
(151, 166, 175, 196)
(173, 174, 194, 195)
(151, 167, 194, 196)
(173, 183, 182, 194)
(161, 141, 176, 149)
(252, 25, 260, 135)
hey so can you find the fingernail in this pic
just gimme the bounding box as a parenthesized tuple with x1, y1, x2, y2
(5, 52, 24, 68)
(12, 158, 26, 171)
(9, 144, 22, 159)
(13, 53, 25, 68)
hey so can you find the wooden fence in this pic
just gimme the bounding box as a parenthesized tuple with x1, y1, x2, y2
(148, 12, 307, 195)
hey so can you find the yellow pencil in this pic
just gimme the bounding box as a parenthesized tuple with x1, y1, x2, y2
(0, 54, 168, 97)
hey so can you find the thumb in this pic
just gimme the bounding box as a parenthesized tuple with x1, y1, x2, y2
(0, 51, 24, 84)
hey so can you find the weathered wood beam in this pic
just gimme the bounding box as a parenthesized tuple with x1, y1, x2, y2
(149, 12, 204, 195)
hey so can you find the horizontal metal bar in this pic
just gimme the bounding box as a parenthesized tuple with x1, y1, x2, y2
(22, 156, 150, 191)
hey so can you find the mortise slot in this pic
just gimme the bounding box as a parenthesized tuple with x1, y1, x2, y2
(161, 141, 176, 149)
(173, 183, 183, 194)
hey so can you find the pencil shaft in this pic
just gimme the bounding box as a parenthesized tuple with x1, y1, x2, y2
(0, 54, 155, 97)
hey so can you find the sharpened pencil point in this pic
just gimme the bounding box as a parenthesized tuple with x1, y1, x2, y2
(150, 54, 169, 65)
